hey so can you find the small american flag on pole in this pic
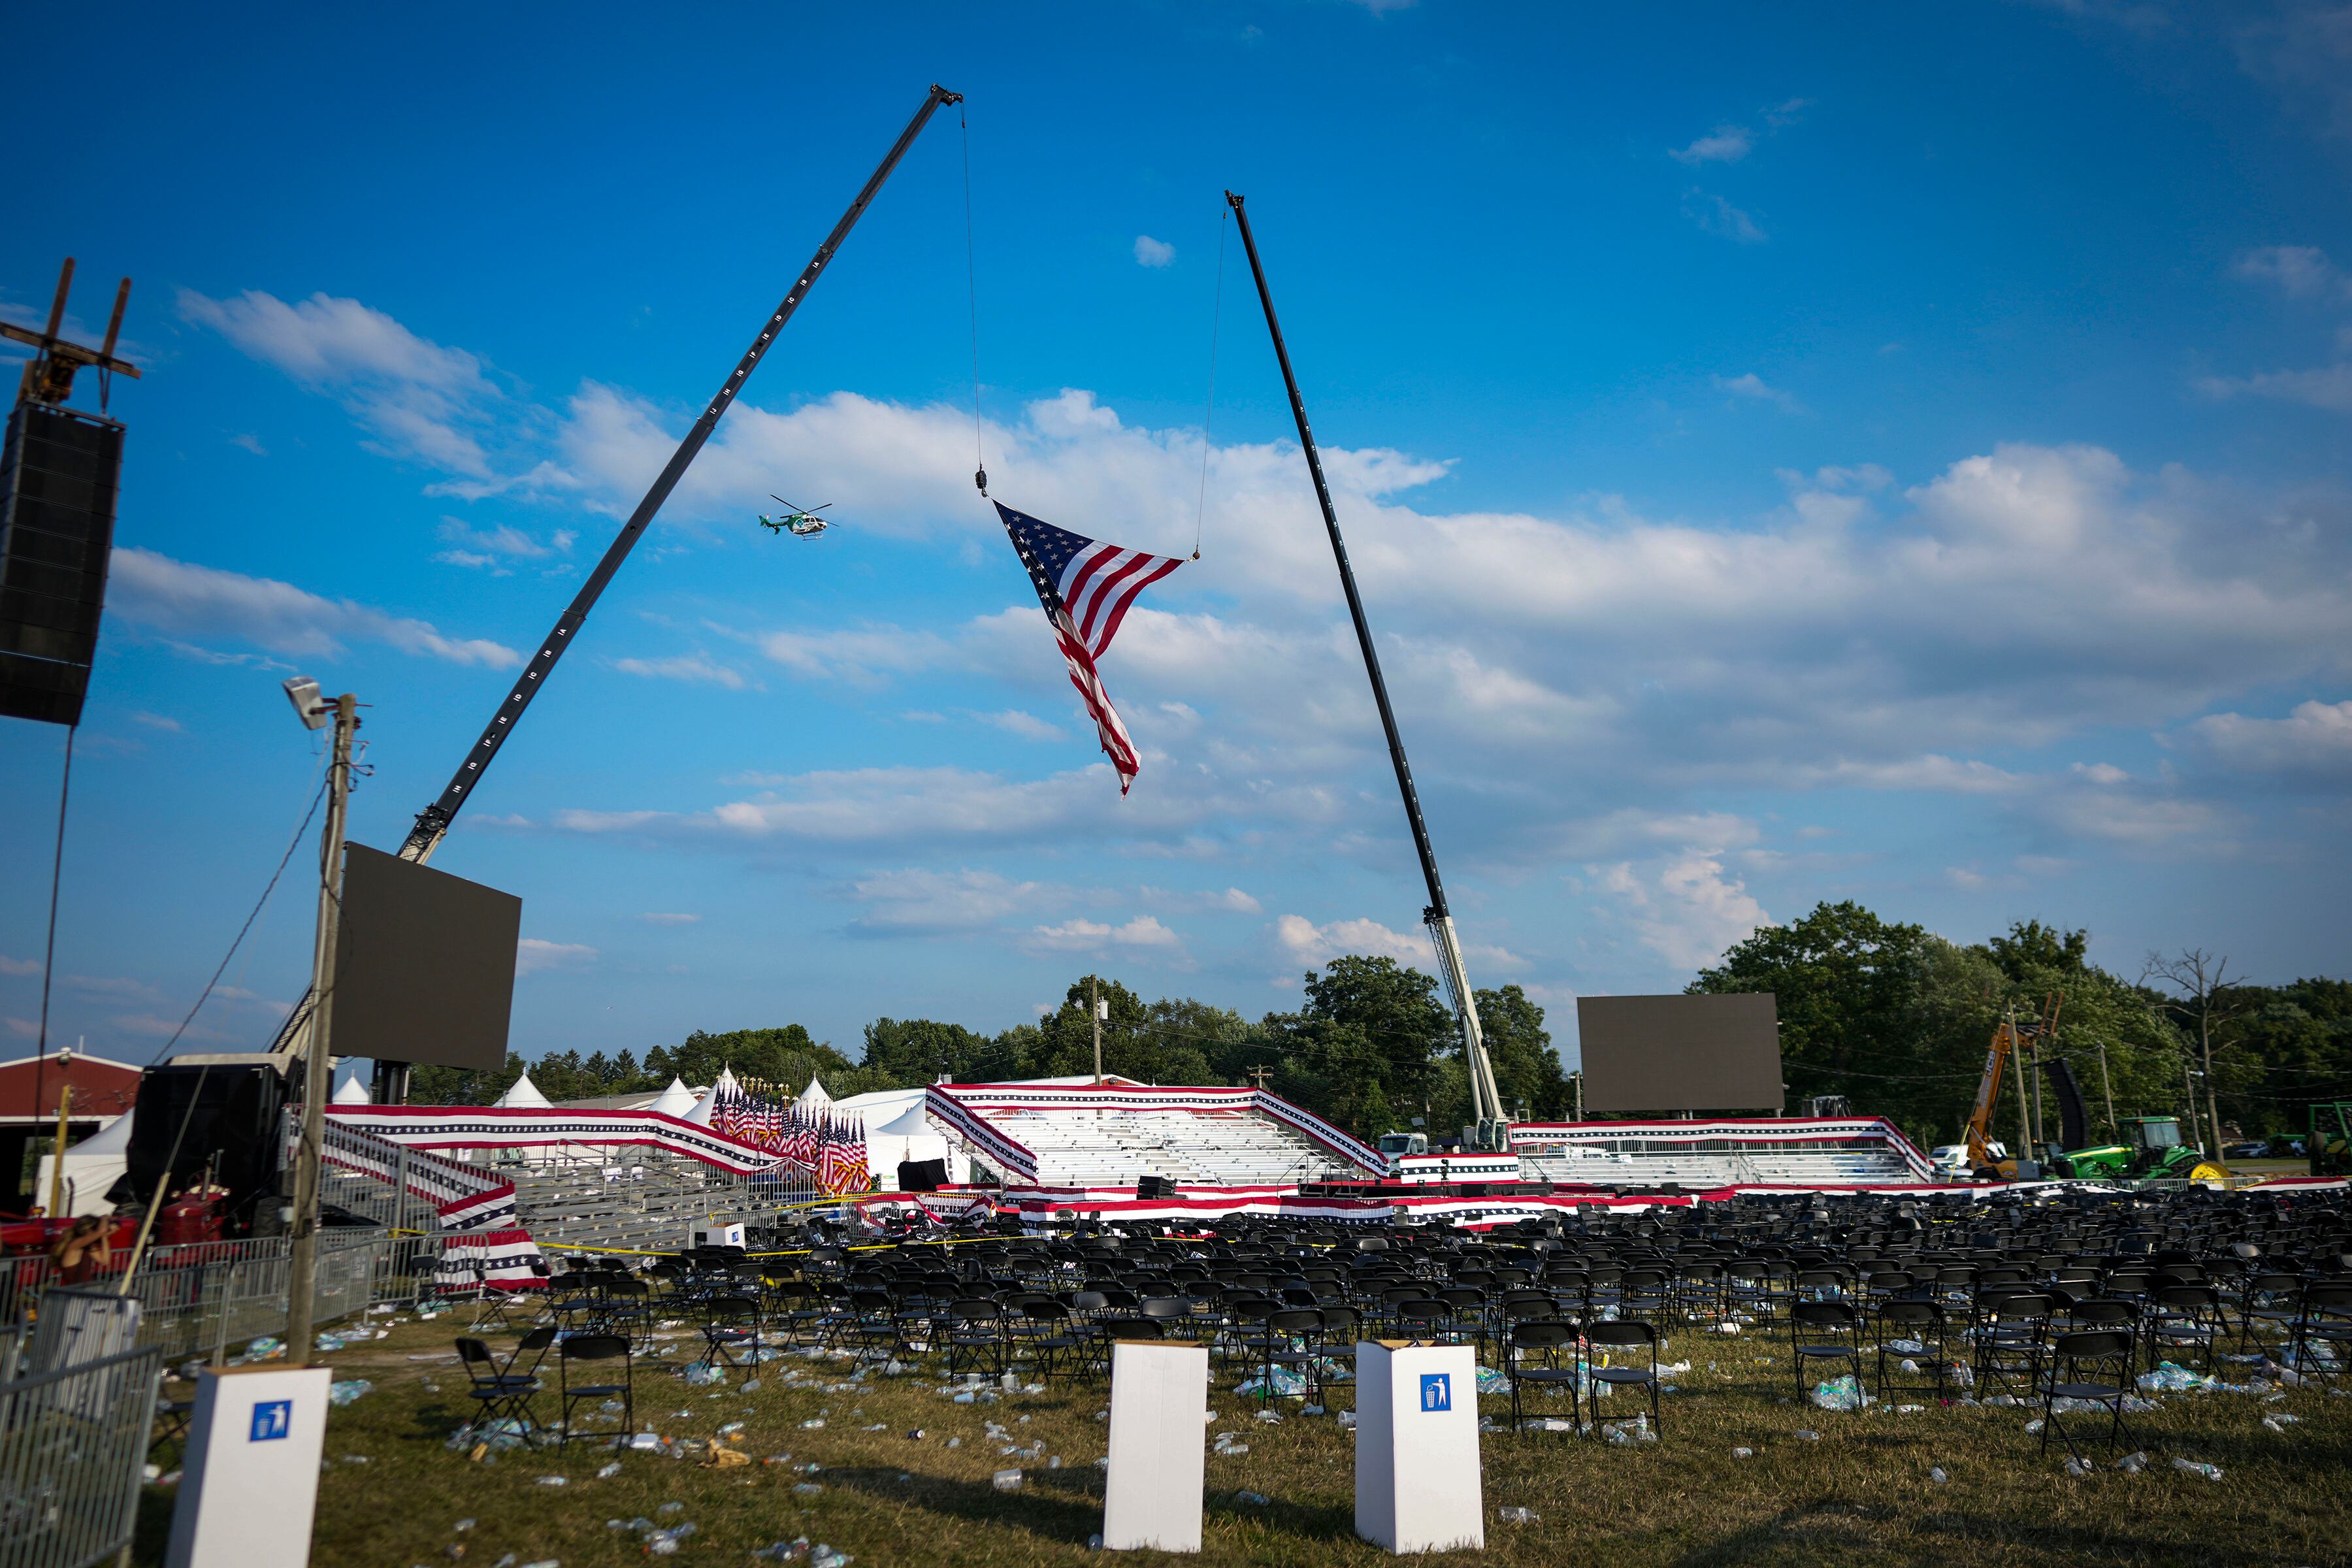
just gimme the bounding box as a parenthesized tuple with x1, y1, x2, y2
(996, 502, 1184, 794)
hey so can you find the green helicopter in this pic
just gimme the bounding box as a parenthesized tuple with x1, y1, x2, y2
(759, 495, 835, 538)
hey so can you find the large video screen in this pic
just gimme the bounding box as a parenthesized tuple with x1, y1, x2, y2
(1576, 993, 1782, 1114)
(331, 843, 521, 1071)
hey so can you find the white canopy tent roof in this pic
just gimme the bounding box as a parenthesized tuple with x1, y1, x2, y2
(682, 1086, 717, 1126)
(494, 1071, 552, 1109)
(795, 1075, 832, 1111)
(646, 1076, 698, 1118)
(331, 1076, 372, 1105)
(36, 1107, 132, 1218)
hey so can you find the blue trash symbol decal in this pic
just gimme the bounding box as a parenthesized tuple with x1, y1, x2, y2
(250, 1399, 293, 1442)
(1419, 1373, 1450, 1412)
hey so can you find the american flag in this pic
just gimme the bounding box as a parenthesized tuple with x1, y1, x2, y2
(996, 502, 1183, 794)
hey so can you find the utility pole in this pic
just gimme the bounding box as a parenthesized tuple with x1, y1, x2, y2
(1090, 977, 1104, 1085)
(1245, 1064, 1273, 1091)
(287, 690, 357, 1368)
(2095, 1039, 2117, 1137)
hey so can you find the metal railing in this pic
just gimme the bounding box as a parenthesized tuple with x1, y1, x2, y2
(0, 1339, 164, 1568)
(0, 1232, 397, 1364)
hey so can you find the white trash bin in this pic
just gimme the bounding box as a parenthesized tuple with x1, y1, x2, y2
(1103, 1339, 1208, 1551)
(1354, 1339, 1483, 1554)
(165, 1364, 333, 1568)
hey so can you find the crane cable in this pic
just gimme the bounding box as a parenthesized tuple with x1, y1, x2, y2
(1192, 208, 1228, 561)
(961, 105, 987, 498)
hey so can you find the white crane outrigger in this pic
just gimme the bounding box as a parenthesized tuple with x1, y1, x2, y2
(1226, 192, 1511, 1156)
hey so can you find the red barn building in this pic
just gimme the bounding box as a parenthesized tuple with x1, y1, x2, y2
(0, 1047, 142, 1214)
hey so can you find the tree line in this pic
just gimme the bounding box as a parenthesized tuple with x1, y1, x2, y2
(408, 956, 1570, 1143)
(414, 902, 2348, 1152)
(1690, 902, 2351, 1151)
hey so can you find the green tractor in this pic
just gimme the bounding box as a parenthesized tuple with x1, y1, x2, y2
(2051, 1115, 2227, 1183)
(2311, 1102, 2352, 1179)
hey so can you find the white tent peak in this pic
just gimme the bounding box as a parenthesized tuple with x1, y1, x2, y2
(712, 1066, 743, 1097)
(796, 1075, 831, 1110)
(495, 1071, 552, 1109)
(331, 1076, 372, 1105)
(647, 1076, 698, 1118)
(683, 1086, 718, 1126)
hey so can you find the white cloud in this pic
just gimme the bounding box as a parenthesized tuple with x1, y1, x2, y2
(612, 653, 749, 689)
(1714, 372, 1805, 412)
(970, 709, 1064, 742)
(108, 548, 520, 668)
(1684, 189, 1766, 244)
(1272, 913, 1522, 973)
(843, 868, 1056, 934)
(434, 517, 575, 574)
(1276, 913, 1431, 968)
(638, 912, 700, 925)
(178, 288, 506, 478)
(1023, 915, 1184, 954)
(5, 1017, 37, 1039)
(1134, 235, 1176, 269)
(129, 711, 184, 733)
(1599, 851, 1770, 969)
(2234, 244, 2352, 300)
(1671, 125, 1754, 165)
(1142, 885, 1262, 915)
(0, 955, 41, 977)
(515, 938, 596, 975)
(2198, 363, 2352, 413)
(2183, 698, 2352, 783)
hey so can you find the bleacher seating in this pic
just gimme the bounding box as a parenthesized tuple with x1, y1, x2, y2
(1514, 1120, 1927, 1189)
(500, 1152, 794, 1249)
(970, 1104, 1356, 1188)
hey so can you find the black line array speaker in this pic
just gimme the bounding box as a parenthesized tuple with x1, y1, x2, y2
(127, 1062, 286, 1219)
(1135, 1174, 1175, 1200)
(0, 402, 125, 727)
(897, 1158, 947, 1193)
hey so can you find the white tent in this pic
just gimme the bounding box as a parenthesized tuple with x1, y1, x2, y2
(711, 1066, 743, 1098)
(832, 1085, 968, 1190)
(35, 1111, 131, 1218)
(494, 1071, 552, 1109)
(795, 1075, 832, 1111)
(682, 1086, 717, 1126)
(646, 1076, 698, 1118)
(331, 1076, 372, 1105)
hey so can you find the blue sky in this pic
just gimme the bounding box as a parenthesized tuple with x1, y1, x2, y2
(5, 1, 2349, 1072)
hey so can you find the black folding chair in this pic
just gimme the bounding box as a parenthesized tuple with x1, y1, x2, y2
(1791, 1300, 1863, 1402)
(945, 1298, 1007, 1378)
(1872, 1299, 1947, 1404)
(702, 1294, 763, 1371)
(556, 1333, 634, 1443)
(2040, 1328, 2136, 1460)
(458, 1329, 551, 1441)
(1584, 1320, 1662, 1437)
(1505, 1319, 1582, 1436)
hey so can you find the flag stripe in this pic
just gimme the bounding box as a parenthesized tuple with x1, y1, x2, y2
(996, 501, 1181, 795)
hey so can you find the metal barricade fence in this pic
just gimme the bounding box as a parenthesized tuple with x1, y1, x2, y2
(0, 1340, 163, 1568)
(1, 1232, 398, 1364)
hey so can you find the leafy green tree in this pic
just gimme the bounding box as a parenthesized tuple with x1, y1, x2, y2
(1477, 984, 1571, 1120)
(1299, 956, 1452, 1109)
(1692, 900, 1931, 1112)
(861, 1018, 1015, 1085)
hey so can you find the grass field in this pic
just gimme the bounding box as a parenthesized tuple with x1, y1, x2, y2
(136, 1307, 2352, 1568)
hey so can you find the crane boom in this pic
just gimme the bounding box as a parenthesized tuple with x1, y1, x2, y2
(270, 86, 962, 1089)
(1225, 191, 1509, 1152)
(399, 82, 964, 864)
